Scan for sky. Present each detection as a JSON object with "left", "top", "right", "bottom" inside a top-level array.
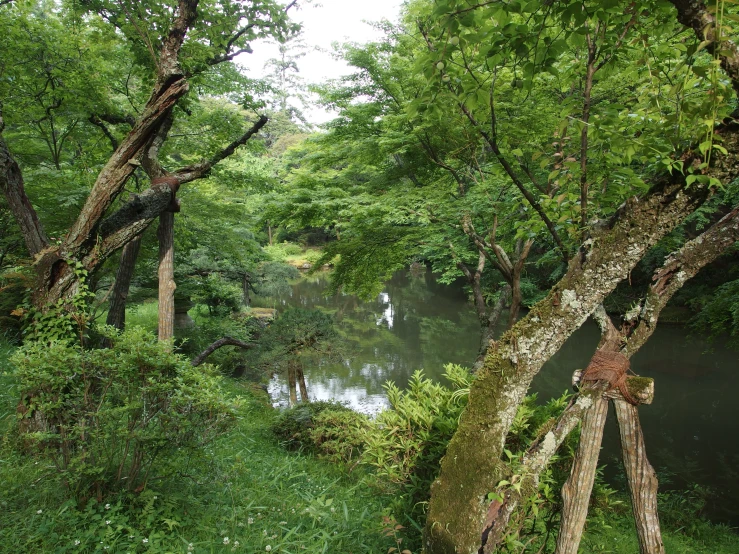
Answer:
[{"left": 237, "top": 0, "right": 406, "bottom": 124}]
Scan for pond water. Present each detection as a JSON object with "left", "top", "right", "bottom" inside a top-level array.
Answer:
[{"left": 259, "top": 269, "right": 739, "bottom": 524}]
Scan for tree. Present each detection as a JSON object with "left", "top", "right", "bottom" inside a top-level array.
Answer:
[
  {"left": 0, "top": 0, "right": 297, "bottom": 313},
  {"left": 414, "top": 0, "right": 739, "bottom": 551}
]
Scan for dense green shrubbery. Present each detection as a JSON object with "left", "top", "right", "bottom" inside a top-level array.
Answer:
[
  {"left": 270, "top": 366, "right": 586, "bottom": 551},
  {"left": 192, "top": 273, "right": 244, "bottom": 315},
  {"left": 12, "top": 326, "right": 235, "bottom": 499},
  {"left": 271, "top": 400, "right": 370, "bottom": 464}
]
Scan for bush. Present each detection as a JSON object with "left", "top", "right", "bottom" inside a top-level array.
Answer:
[
  {"left": 192, "top": 273, "right": 243, "bottom": 315},
  {"left": 12, "top": 326, "right": 235, "bottom": 500},
  {"left": 271, "top": 401, "right": 370, "bottom": 464}
]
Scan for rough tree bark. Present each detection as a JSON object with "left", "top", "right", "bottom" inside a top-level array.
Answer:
[
  {"left": 428, "top": 200, "right": 739, "bottom": 553},
  {"left": 0, "top": 113, "right": 48, "bottom": 257},
  {"left": 614, "top": 400, "right": 664, "bottom": 554},
  {"left": 555, "top": 394, "right": 609, "bottom": 554},
  {"left": 157, "top": 211, "right": 176, "bottom": 343},
  {"left": 423, "top": 161, "right": 739, "bottom": 554}
]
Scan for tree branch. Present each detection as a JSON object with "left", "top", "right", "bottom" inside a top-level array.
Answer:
[
  {"left": 170, "top": 115, "right": 268, "bottom": 184},
  {"left": 192, "top": 336, "right": 256, "bottom": 367}
]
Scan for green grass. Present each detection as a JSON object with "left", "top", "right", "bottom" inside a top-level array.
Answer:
[
  {"left": 125, "top": 301, "right": 160, "bottom": 333},
  {"left": 0, "top": 333, "right": 737, "bottom": 554},
  {"left": 0, "top": 358, "right": 399, "bottom": 553}
]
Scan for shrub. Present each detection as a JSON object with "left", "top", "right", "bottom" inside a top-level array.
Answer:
[
  {"left": 12, "top": 326, "right": 235, "bottom": 500},
  {"left": 271, "top": 401, "right": 370, "bottom": 463},
  {"left": 192, "top": 273, "right": 243, "bottom": 315}
]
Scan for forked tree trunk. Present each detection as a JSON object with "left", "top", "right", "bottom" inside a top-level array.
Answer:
[
  {"left": 614, "top": 400, "right": 665, "bottom": 554},
  {"left": 157, "top": 212, "right": 175, "bottom": 343},
  {"left": 296, "top": 363, "right": 309, "bottom": 402},
  {"left": 554, "top": 395, "right": 609, "bottom": 554},
  {"left": 423, "top": 176, "right": 723, "bottom": 553},
  {"left": 106, "top": 237, "right": 142, "bottom": 330}
]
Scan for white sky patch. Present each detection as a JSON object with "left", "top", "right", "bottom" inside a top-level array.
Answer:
[{"left": 237, "top": 0, "right": 404, "bottom": 123}]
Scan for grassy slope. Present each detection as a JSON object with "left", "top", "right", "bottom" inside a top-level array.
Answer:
[{"left": 1, "top": 336, "right": 737, "bottom": 554}]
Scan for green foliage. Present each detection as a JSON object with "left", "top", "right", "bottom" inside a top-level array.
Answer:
[
  {"left": 271, "top": 401, "right": 370, "bottom": 464},
  {"left": 11, "top": 326, "right": 235, "bottom": 499},
  {"left": 192, "top": 273, "right": 243, "bottom": 316},
  {"left": 264, "top": 241, "right": 304, "bottom": 259},
  {"left": 362, "top": 366, "right": 472, "bottom": 488},
  {"left": 0, "top": 379, "right": 403, "bottom": 554},
  {"left": 251, "top": 307, "right": 337, "bottom": 369},
  {"left": 21, "top": 263, "right": 96, "bottom": 345},
  {"left": 689, "top": 278, "right": 739, "bottom": 347},
  {"left": 253, "top": 261, "right": 300, "bottom": 300}
]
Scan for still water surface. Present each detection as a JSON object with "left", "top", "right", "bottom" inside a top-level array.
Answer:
[{"left": 260, "top": 269, "right": 739, "bottom": 523}]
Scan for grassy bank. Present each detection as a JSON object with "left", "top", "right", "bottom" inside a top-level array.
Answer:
[{"left": 1, "top": 335, "right": 737, "bottom": 553}]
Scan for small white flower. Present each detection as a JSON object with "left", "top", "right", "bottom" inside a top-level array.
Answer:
[
  {"left": 36, "top": 509, "right": 42, "bottom": 514},
  {"left": 330, "top": 507, "right": 335, "bottom": 513},
  {"left": 265, "top": 547, "right": 272, "bottom": 552},
  {"left": 262, "top": 530, "right": 267, "bottom": 536},
  {"left": 105, "top": 504, "right": 111, "bottom": 510},
  {"left": 234, "top": 541, "right": 239, "bottom": 548},
  {"left": 279, "top": 521, "right": 287, "bottom": 525},
  {"left": 248, "top": 518, "right": 254, "bottom": 525},
  {"left": 142, "top": 538, "right": 148, "bottom": 544},
  {"left": 223, "top": 537, "right": 230, "bottom": 545},
  {"left": 187, "top": 544, "right": 194, "bottom": 552},
  {"left": 129, "top": 535, "right": 134, "bottom": 539},
  {"left": 106, "top": 520, "right": 111, "bottom": 525},
  {"left": 74, "top": 540, "right": 81, "bottom": 546},
  {"left": 153, "top": 496, "right": 158, "bottom": 500}
]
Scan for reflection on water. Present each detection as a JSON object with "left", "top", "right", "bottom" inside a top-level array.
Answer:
[{"left": 258, "top": 269, "right": 739, "bottom": 523}]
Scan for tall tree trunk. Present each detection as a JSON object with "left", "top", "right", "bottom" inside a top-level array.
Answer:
[
  {"left": 157, "top": 212, "right": 175, "bottom": 343},
  {"left": 106, "top": 237, "right": 142, "bottom": 330},
  {"left": 614, "top": 400, "right": 665, "bottom": 554},
  {"left": 296, "top": 363, "right": 309, "bottom": 402}
]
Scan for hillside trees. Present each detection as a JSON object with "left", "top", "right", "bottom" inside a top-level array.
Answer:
[{"left": 0, "top": 0, "right": 298, "bottom": 313}]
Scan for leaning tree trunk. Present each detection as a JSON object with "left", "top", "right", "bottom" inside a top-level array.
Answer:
[
  {"left": 106, "top": 237, "right": 142, "bottom": 330},
  {"left": 425, "top": 199, "right": 739, "bottom": 554},
  {"left": 157, "top": 212, "right": 175, "bottom": 343},
  {"left": 422, "top": 170, "right": 729, "bottom": 553}
]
